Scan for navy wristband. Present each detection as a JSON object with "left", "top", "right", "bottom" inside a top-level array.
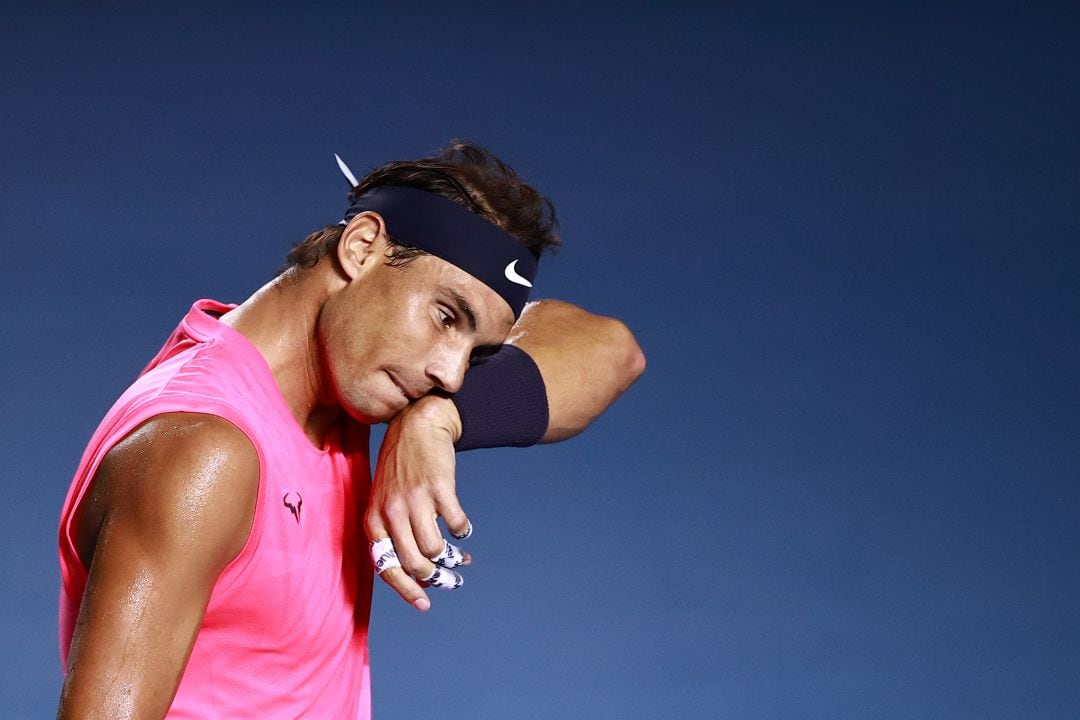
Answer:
[{"left": 452, "top": 345, "right": 549, "bottom": 451}]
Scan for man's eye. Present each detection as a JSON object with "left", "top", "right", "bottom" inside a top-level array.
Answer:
[{"left": 438, "top": 307, "right": 455, "bottom": 328}]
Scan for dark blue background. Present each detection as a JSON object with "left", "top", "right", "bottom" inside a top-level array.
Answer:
[{"left": 3, "top": 2, "right": 1078, "bottom": 717}]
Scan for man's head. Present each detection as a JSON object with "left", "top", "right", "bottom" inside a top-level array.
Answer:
[
  {"left": 286, "top": 140, "right": 560, "bottom": 271},
  {"left": 292, "top": 141, "right": 560, "bottom": 423}
]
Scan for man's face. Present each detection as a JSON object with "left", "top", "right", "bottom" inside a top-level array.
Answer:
[{"left": 318, "top": 235, "right": 516, "bottom": 424}]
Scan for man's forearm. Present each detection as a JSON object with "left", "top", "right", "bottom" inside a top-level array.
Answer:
[{"left": 451, "top": 299, "right": 645, "bottom": 449}]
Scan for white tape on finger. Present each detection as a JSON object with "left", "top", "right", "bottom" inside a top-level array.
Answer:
[
  {"left": 430, "top": 539, "right": 466, "bottom": 569},
  {"left": 370, "top": 538, "right": 401, "bottom": 575},
  {"left": 451, "top": 520, "right": 473, "bottom": 540},
  {"left": 420, "top": 565, "right": 464, "bottom": 590}
]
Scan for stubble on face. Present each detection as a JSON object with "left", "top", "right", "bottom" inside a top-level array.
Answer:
[{"left": 316, "top": 254, "right": 515, "bottom": 424}]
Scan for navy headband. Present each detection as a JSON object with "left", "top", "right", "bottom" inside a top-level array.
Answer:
[{"left": 340, "top": 185, "right": 537, "bottom": 318}]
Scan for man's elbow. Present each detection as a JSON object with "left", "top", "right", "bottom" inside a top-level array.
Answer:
[{"left": 607, "top": 318, "right": 646, "bottom": 391}]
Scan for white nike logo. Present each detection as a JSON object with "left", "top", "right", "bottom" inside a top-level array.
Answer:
[
  {"left": 504, "top": 260, "right": 532, "bottom": 288},
  {"left": 334, "top": 153, "right": 359, "bottom": 188}
]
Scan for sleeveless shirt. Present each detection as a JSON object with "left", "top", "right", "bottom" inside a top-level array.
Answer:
[{"left": 58, "top": 299, "right": 374, "bottom": 718}]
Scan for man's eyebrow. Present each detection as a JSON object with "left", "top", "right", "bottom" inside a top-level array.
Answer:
[{"left": 447, "top": 290, "right": 477, "bottom": 332}]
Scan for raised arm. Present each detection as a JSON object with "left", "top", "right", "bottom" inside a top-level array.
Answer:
[
  {"left": 58, "top": 414, "right": 258, "bottom": 720},
  {"left": 505, "top": 299, "right": 645, "bottom": 442},
  {"left": 365, "top": 300, "right": 644, "bottom": 610}
]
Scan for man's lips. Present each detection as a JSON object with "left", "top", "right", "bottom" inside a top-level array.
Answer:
[{"left": 388, "top": 373, "right": 422, "bottom": 401}]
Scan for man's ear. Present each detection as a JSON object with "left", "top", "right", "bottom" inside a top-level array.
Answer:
[{"left": 337, "top": 212, "right": 386, "bottom": 280}]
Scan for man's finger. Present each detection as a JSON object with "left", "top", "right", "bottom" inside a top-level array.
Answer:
[
  {"left": 433, "top": 490, "right": 472, "bottom": 540},
  {"left": 369, "top": 537, "right": 401, "bottom": 574},
  {"left": 387, "top": 510, "right": 441, "bottom": 585},
  {"left": 380, "top": 567, "right": 432, "bottom": 611},
  {"left": 430, "top": 538, "right": 468, "bottom": 569},
  {"left": 420, "top": 565, "right": 464, "bottom": 590},
  {"left": 366, "top": 514, "right": 431, "bottom": 612},
  {"left": 449, "top": 519, "right": 473, "bottom": 540},
  {"left": 412, "top": 509, "right": 448, "bottom": 560}
]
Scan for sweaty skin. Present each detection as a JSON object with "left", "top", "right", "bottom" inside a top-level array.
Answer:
[
  {"left": 511, "top": 299, "right": 645, "bottom": 443},
  {"left": 58, "top": 209, "right": 645, "bottom": 718},
  {"left": 365, "top": 302, "right": 645, "bottom": 609},
  {"left": 59, "top": 414, "right": 259, "bottom": 720}
]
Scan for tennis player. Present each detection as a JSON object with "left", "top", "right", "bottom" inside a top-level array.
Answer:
[{"left": 56, "top": 141, "right": 644, "bottom": 718}]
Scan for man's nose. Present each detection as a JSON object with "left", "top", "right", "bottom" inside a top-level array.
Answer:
[{"left": 426, "top": 344, "right": 470, "bottom": 394}]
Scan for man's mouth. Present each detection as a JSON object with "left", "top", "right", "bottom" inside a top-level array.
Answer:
[{"left": 388, "top": 373, "right": 417, "bottom": 401}]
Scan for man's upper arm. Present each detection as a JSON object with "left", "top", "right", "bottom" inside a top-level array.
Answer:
[{"left": 58, "top": 413, "right": 259, "bottom": 720}]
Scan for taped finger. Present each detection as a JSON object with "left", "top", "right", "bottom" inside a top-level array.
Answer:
[
  {"left": 420, "top": 565, "right": 464, "bottom": 590},
  {"left": 430, "top": 539, "right": 468, "bottom": 569},
  {"left": 450, "top": 520, "right": 473, "bottom": 540},
  {"left": 370, "top": 538, "right": 401, "bottom": 575}
]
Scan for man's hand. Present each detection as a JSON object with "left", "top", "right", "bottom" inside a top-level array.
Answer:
[{"left": 365, "top": 395, "right": 473, "bottom": 611}]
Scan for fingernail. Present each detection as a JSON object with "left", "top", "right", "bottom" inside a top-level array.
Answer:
[
  {"left": 413, "top": 597, "right": 431, "bottom": 612},
  {"left": 462, "top": 553, "right": 472, "bottom": 566}
]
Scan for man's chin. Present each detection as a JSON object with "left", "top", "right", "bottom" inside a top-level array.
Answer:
[{"left": 343, "top": 397, "right": 406, "bottom": 425}]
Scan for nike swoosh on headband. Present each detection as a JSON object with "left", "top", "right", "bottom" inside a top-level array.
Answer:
[
  {"left": 335, "top": 153, "right": 359, "bottom": 188},
  {"left": 334, "top": 153, "right": 538, "bottom": 317},
  {"left": 504, "top": 260, "right": 533, "bottom": 288}
]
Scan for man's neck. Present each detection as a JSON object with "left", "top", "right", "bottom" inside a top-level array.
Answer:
[{"left": 221, "top": 265, "right": 343, "bottom": 449}]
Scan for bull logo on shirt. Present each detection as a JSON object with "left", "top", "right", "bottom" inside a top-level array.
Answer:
[{"left": 283, "top": 492, "right": 303, "bottom": 524}]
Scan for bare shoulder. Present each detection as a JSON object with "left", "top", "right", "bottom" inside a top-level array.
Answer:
[
  {"left": 77, "top": 412, "right": 260, "bottom": 572},
  {"left": 60, "top": 413, "right": 261, "bottom": 718}
]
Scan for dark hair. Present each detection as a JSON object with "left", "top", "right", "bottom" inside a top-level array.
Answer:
[{"left": 284, "top": 140, "right": 560, "bottom": 270}]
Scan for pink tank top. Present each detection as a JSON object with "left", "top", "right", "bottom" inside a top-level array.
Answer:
[{"left": 58, "top": 299, "right": 374, "bottom": 718}]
